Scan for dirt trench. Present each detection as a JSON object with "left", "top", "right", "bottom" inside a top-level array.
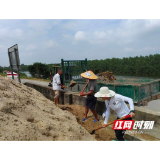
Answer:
[
  {"left": 58, "top": 104, "right": 116, "bottom": 141},
  {"left": 58, "top": 104, "right": 160, "bottom": 141}
]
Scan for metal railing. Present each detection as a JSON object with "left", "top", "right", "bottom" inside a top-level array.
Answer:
[{"left": 61, "top": 58, "right": 88, "bottom": 82}]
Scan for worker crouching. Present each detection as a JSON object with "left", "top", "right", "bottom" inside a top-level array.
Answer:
[{"left": 94, "top": 87, "right": 135, "bottom": 141}]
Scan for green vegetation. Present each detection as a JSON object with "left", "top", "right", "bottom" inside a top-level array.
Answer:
[
  {"left": 0, "top": 73, "right": 7, "bottom": 77},
  {"left": 0, "top": 63, "right": 58, "bottom": 82},
  {"left": 19, "top": 72, "right": 28, "bottom": 78},
  {"left": 28, "top": 62, "right": 59, "bottom": 79},
  {"left": 0, "top": 67, "right": 8, "bottom": 77},
  {"left": 28, "top": 62, "right": 49, "bottom": 78},
  {"left": 0, "top": 64, "right": 28, "bottom": 72},
  {"left": 2, "top": 53, "right": 160, "bottom": 81},
  {"left": 0, "top": 69, "right": 50, "bottom": 82},
  {"left": 88, "top": 53, "right": 160, "bottom": 78},
  {"left": 0, "top": 68, "right": 3, "bottom": 73},
  {"left": 0, "top": 70, "right": 28, "bottom": 78},
  {"left": 0, "top": 67, "right": 10, "bottom": 71},
  {"left": 20, "top": 64, "right": 29, "bottom": 71}
]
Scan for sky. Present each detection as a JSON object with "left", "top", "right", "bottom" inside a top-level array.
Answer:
[{"left": 0, "top": 19, "right": 160, "bottom": 67}]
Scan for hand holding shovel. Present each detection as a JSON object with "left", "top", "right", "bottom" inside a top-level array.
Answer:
[
  {"left": 62, "top": 86, "right": 68, "bottom": 88},
  {"left": 62, "top": 80, "right": 77, "bottom": 89},
  {"left": 80, "top": 80, "right": 89, "bottom": 96},
  {"left": 90, "top": 115, "right": 131, "bottom": 135}
]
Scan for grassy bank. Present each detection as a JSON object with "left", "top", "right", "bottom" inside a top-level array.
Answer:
[{"left": 0, "top": 73, "right": 6, "bottom": 77}]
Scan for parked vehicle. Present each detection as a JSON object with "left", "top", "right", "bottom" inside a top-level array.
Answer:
[{"left": 7, "top": 71, "right": 18, "bottom": 78}]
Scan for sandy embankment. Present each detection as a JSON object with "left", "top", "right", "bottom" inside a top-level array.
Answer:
[{"left": 0, "top": 75, "right": 96, "bottom": 141}]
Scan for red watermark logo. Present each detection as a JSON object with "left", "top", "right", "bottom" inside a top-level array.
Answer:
[
  {"left": 112, "top": 120, "right": 134, "bottom": 130},
  {"left": 112, "top": 120, "right": 155, "bottom": 130}
]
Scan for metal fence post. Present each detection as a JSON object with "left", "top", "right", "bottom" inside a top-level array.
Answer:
[
  {"left": 138, "top": 86, "right": 141, "bottom": 107},
  {"left": 14, "top": 48, "right": 21, "bottom": 83},
  {"left": 8, "top": 48, "right": 14, "bottom": 80},
  {"left": 61, "top": 59, "right": 64, "bottom": 82}
]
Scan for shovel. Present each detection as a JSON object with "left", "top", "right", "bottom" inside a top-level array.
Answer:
[
  {"left": 90, "top": 115, "right": 131, "bottom": 135},
  {"left": 80, "top": 80, "right": 89, "bottom": 94},
  {"left": 64, "top": 80, "right": 77, "bottom": 88}
]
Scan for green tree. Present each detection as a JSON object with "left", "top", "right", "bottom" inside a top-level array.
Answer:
[
  {"left": 28, "top": 62, "right": 50, "bottom": 79},
  {"left": 20, "top": 64, "right": 29, "bottom": 71},
  {"left": 88, "top": 53, "right": 160, "bottom": 78}
]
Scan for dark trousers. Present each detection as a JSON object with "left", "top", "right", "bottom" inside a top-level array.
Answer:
[{"left": 114, "top": 116, "right": 132, "bottom": 141}]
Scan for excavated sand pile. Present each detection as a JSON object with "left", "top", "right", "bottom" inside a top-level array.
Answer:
[{"left": 0, "top": 76, "right": 96, "bottom": 141}]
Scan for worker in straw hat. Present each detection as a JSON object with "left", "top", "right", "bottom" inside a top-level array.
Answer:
[
  {"left": 94, "top": 87, "right": 135, "bottom": 141},
  {"left": 80, "top": 70, "right": 99, "bottom": 123}
]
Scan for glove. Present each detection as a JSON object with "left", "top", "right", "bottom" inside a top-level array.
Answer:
[{"left": 102, "top": 112, "right": 106, "bottom": 118}]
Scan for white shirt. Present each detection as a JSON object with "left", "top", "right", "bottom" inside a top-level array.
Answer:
[
  {"left": 103, "top": 94, "right": 134, "bottom": 124},
  {"left": 53, "top": 73, "right": 61, "bottom": 90}
]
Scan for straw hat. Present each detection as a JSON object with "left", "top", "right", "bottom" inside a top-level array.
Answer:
[
  {"left": 94, "top": 87, "right": 115, "bottom": 97},
  {"left": 80, "top": 70, "right": 98, "bottom": 79}
]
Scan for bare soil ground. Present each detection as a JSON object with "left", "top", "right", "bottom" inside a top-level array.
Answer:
[
  {"left": 58, "top": 104, "right": 160, "bottom": 141},
  {"left": 58, "top": 104, "right": 116, "bottom": 141},
  {"left": 1, "top": 75, "right": 158, "bottom": 141},
  {"left": 0, "top": 76, "right": 95, "bottom": 141}
]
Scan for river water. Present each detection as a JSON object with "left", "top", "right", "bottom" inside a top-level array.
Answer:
[{"left": 21, "top": 71, "right": 32, "bottom": 77}]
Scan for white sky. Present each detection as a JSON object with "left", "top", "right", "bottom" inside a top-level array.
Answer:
[{"left": 0, "top": 1, "right": 160, "bottom": 68}]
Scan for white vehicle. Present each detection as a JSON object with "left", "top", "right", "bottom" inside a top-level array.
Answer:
[{"left": 7, "top": 71, "right": 18, "bottom": 78}]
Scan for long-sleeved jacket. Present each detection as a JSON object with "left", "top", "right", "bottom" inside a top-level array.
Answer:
[{"left": 103, "top": 94, "right": 134, "bottom": 124}]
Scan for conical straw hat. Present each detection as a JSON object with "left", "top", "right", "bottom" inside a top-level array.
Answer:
[{"left": 81, "top": 70, "right": 98, "bottom": 79}]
